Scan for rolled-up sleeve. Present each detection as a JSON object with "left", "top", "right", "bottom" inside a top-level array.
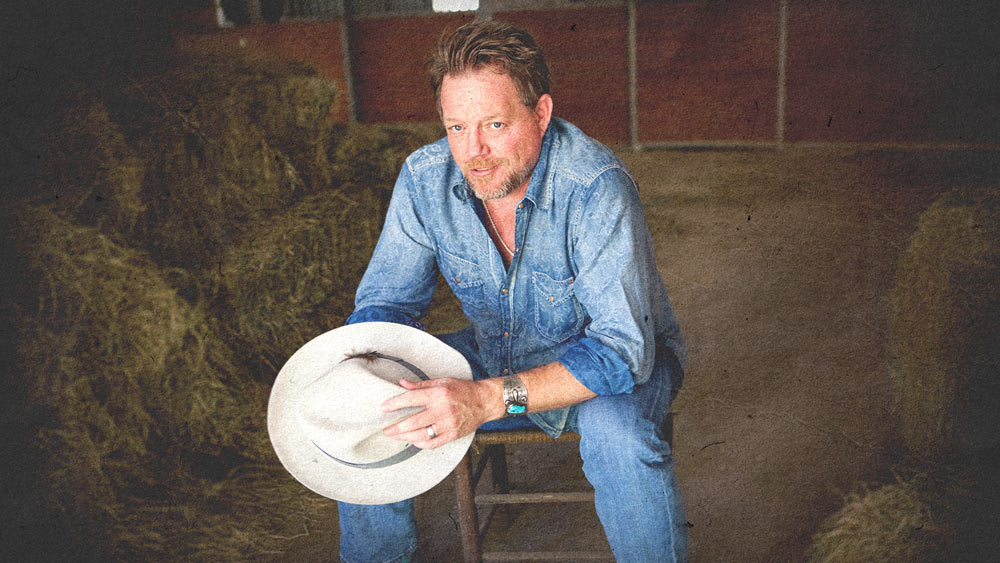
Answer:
[
  {"left": 556, "top": 167, "right": 660, "bottom": 395},
  {"left": 346, "top": 162, "right": 438, "bottom": 329}
]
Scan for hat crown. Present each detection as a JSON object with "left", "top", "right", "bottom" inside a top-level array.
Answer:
[
  {"left": 297, "top": 355, "right": 423, "bottom": 466},
  {"left": 268, "top": 322, "right": 475, "bottom": 504}
]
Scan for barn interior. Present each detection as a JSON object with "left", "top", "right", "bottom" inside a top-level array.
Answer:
[{"left": 2, "top": 1, "right": 998, "bottom": 561}]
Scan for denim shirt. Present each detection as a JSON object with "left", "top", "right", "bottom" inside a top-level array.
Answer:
[{"left": 347, "top": 117, "right": 685, "bottom": 435}]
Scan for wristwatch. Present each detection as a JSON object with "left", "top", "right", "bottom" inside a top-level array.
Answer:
[{"left": 502, "top": 375, "right": 528, "bottom": 416}]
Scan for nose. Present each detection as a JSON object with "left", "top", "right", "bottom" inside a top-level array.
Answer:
[{"left": 466, "top": 127, "right": 487, "bottom": 159}]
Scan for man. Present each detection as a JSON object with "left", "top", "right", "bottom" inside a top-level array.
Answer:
[{"left": 340, "top": 19, "right": 686, "bottom": 563}]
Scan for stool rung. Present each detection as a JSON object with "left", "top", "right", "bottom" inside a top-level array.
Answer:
[
  {"left": 482, "top": 551, "right": 614, "bottom": 561},
  {"left": 476, "top": 491, "right": 595, "bottom": 505}
]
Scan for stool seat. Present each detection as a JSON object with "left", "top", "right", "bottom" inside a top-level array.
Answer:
[{"left": 453, "top": 415, "right": 672, "bottom": 562}]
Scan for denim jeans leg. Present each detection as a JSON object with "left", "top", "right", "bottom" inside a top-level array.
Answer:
[
  {"left": 338, "top": 499, "right": 418, "bottom": 563},
  {"left": 435, "top": 327, "right": 490, "bottom": 381},
  {"left": 335, "top": 328, "right": 488, "bottom": 563},
  {"left": 569, "top": 356, "right": 687, "bottom": 563}
]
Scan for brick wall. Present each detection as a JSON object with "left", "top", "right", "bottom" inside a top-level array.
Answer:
[{"left": 176, "top": 1, "right": 1000, "bottom": 147}]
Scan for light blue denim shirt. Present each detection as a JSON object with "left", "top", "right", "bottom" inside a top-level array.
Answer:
[{"left": 347, "top": 117, "right": 685, "bottom": 434}]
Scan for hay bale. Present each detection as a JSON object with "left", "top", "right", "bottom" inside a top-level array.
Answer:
[
  {"left": 216, "top": 122, "right": 441, "bottom": 375},
  {"left": 6, "top": 205, "right": 329, "bottom": 560},
  {"left": 329, "top": 122, "right": 443, "bottom": 201},
  {"left": 106, "top": 47, "right": 338, "bottom": 272},
  {"left": 889, "top": 187, "right": 1000, "bottom": 460},
  {"left": 808, "top": 466, "right": 1000, "bottom": 563},
  {"left": 33, "top": 88, "right": 146, "bottom": 240},
  {"left": 217, "top": 186, "right": 385, "bottom": 375},
  {"left": 807, "top": 472, "right": 953, "bottom": 563}
]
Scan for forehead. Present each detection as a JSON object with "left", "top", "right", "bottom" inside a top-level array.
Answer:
[{"left": 440, "top": 67, "right": 525, "bottom": 120}]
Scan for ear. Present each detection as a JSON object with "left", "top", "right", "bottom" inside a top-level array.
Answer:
[{"left": 533, "top": 93, "right": 553, "bottom": 133}]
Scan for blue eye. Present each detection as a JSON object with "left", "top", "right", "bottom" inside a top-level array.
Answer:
[
  {"left": 450, "top": 124, "right": 463, "bottom": 132},
  {"left": 490, "top": 122, "right": 503, "bottom": 129}
]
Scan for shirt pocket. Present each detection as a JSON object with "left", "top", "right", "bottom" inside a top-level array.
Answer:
[
  {"left": 532, "top": 270, "right": 584, "bottom": 344},
  {"left": 437, "top": 247, "right": 490, "bottom": 317}
]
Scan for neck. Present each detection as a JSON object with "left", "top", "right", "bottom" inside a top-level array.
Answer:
[{"left": 483, "top": 199, "right": 517, "bottom": 266}]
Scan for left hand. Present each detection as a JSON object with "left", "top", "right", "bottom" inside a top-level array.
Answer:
[{"left": 381, "top": 377, "right": 501, "bottom": 449}]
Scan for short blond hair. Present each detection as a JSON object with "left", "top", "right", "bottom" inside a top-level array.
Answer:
[{"left": 428, "top": 19, "right": 550, "bottom": 113}]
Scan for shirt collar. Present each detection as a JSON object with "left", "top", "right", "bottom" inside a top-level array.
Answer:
[
  {"left": 523, "top": 121, "right": 557, "bottom": 211},
  {"left": 449, "top": 119, "right": 559, "bottom": 211}
]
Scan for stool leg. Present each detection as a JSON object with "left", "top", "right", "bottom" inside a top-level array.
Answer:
[
  {"left": 489, "top": 444, "right": 510, "bottom": 493},
  {"left": 454, "top": 450, "right": 481, "bottom": 563},
  {"left": 487, "top": 444, "right": 514, "bottom": 530}
]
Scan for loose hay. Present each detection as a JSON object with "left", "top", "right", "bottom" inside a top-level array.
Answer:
[
  {"left": 329, "top": 122, "right": 444, "bottom": 201},
  {"left": 889, "top": 187, "right": 1000, "bottom": 460},
  {"left": 108, "top": 46, "right": 338, "bottom": 272},
  {"left": 808, "top": 465, "right": 1000, "bottom": 563},
  {"left": 807, "top": 472, "right": 952, "bottom": 563},
  {"left": 32, "top": 88, "right": 146, "bottom": 240},
  {"left": 216, "top": 122, "right": 442, "bottom": 377},
  {"left": 217, "top": 187, "right": 386, "bottom": 376},
  {"left": 7, "top": 206, "right": 333, "bottom": 560},
  {"left": 4, "top": 42, "right": 448, "bottom": 560}
]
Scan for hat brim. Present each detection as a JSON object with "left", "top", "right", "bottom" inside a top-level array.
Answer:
[{"left": 267, "top": 322, "right": 475, "bottom": 504}]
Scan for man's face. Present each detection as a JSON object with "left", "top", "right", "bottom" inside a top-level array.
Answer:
[{"left": 440, "top": 67, "right": 552, "bottom": 201}]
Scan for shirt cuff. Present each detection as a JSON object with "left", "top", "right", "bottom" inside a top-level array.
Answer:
[
  {"left": 346, "top": 305, "right": 426, "bottom": 331},
  {"left": 557, "top": 337, "right": 635, "bottom": 396}
]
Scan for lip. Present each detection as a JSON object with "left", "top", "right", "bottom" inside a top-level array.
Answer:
[
  {"left": 467, "top": 162, "right": 500, "bottom": 177},
  {"left": 470, "top": 166, "right": 497, "bottom": 176}
]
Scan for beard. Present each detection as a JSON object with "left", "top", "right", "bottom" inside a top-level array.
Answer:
[{"left": 466, "top": 158, "right": 533, "bottom": 201}]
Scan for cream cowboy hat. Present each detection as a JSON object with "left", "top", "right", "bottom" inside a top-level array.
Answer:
[{"left": 267, "top": 322, "right": 475, "bottom": 504}]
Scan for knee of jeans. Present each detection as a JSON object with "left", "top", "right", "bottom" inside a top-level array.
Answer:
[{"left": 577, "top": 413, "right": 670, "bottom": 471}]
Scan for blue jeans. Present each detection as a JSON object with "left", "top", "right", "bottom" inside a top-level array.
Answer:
[{"left": 338, "top": 330, "right": 686, "bottom": 563}]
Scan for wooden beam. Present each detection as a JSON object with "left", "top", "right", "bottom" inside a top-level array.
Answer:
[{"left": 339, "top": 0, "right": 360, "bottom": 122}]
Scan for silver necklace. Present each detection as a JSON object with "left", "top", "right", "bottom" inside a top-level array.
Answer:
[{"left": 484, "top": 204, "right": 514, "bottom": 257}]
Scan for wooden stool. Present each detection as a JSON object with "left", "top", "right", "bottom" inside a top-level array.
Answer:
[{"left": 453, "top": 415, "right": 673, "bottom": 562}]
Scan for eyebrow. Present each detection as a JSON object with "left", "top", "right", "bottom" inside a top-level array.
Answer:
[{"left": 443, "top": 114, "right": 506, "bottom": 126}]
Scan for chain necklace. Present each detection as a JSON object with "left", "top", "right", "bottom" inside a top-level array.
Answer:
[{"left": 484, "top": 204, "right": 514, "bottom": 257}]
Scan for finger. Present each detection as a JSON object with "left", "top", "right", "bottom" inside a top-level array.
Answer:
[
  {"left": 399, "top": 377, "right": 454, "bottom": 390},
  {"left": 395, "top": 429, "right": 442, "bottom": 448},
  {"left": 383, "top": 410, "right": 434, "bottom": 438},
  {"left": 382, "top": 377, "right": 459, "bottom": 411},
  {"left": 397, "top": 378, "right": 423, "bottom": 390},
  {"left": 381, "top": 388, "right": 430, "bottom": 413},
  {"left": 388, "top": 422, "right": 451, "bottom": 448},
  {"left": 410, "top": 438, "right": 442, "bottom": 450},
  {"left": 411, "top": 426, "right": 475, "bottom": 450},
  {"left": 408, "top": 428, "right": 456, "bottom": 450}
]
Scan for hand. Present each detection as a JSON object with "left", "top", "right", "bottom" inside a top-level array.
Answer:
[{"left": 381, "top": 377, "right": 502, "bottom": 449}]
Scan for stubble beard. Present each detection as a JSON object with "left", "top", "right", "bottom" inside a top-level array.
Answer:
[{"left": 467, "top": 160, "right": 532, "bottom": 201}]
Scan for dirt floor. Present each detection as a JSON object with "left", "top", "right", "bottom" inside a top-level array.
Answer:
[{"left": 268, "top": 146, "right": 999, "bottom": 562}]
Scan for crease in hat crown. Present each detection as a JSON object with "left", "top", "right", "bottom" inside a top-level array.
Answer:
[{"left": 296, "top": 353, "right": 424, "bottom": 466}]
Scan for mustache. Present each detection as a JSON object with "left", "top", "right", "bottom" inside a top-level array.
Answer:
[{"left": 465, "top": 158, "right": 507, "bottom": 170}]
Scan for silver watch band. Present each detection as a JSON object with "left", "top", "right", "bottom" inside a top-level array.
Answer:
[{"left": 502, "top": 375, "right": 528, "bottom": 416}]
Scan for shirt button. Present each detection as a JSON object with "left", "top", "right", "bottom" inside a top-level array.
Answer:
[
  {"left": 504, "top": 332, "right": 510, "bottom": 338},
  {"left": 503, "top": 368, "right": 509, "bottom": 374},
  {"left": 518, "top": 203, "right": 524, "bottom": 209},
  {"left": 502, "top": 288, "right": 508, "bottom": 294}
]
